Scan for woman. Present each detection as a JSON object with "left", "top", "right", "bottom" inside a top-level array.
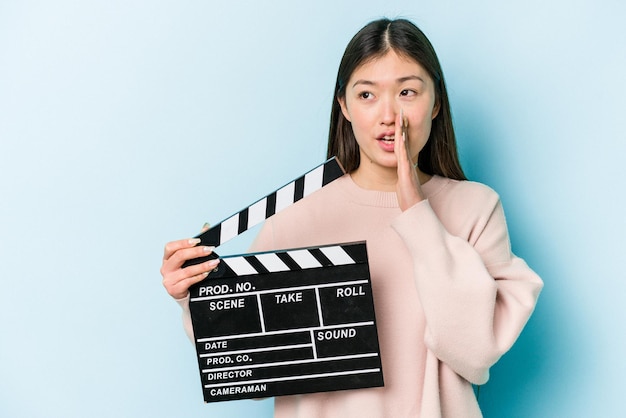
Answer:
[{"left": 161, "top": 18, "right": 543, "bottom": 417}]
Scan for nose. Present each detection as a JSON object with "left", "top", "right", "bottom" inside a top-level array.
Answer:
[{"left": 380, "top": 96, "right": 399, "bottom": 126}]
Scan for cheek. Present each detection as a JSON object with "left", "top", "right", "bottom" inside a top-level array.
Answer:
[
  {"left": 408, "top": 115, "right": 433, "bottom": 148},
  {"left": 408, "top": 112, "right": 432, "bottom": 134},
  {"left": 347, "top": 110, "right": 371, "bottom": 136}
]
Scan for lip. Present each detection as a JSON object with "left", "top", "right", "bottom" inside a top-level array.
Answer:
[
  {"left": 376, "top": 131, "right": 396, "bottom": 140},
  {"left": 377, "top": 138, "right": 396, "bottom": 153}
]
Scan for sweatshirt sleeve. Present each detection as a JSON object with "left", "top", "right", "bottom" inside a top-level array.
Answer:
[{"left": 390, "top": 190, "right": 543, "bottom": 385}]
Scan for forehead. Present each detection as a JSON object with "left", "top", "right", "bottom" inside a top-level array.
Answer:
[{"left": 349, "top": 50, "right": 431, "bottom": 84}]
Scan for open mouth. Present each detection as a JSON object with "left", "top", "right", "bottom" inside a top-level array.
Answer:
[{"left": 378, "top": 135, "right": 395, "bottom": 143}]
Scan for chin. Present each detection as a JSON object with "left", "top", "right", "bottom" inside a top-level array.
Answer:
[
  {"left": 370, "top": 159, "right": 398, "bottom": 170},
  {"left": 359, "top": 152, "right": 398, "bottom": 170}
]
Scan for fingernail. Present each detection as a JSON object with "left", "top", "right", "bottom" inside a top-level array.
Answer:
[
  {"left": 202, "top": 222, "right": 210, "bottom": 230},
  {"left": 188, "top": 238, "right": 201, "bottom": 245},
  {"left": 203, "top": 246, "right": 216, "bottom": 253}
]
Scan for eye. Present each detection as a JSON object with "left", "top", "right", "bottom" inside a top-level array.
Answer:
[
  {"left": 400, "top": 89, "right": 417, "bottom": 97},
  {"left": 358, "top": 91, "right": 374, "bottom": 100}
]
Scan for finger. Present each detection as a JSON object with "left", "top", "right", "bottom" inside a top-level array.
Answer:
[
  {"left": 164, "top": 271, "right": 209, "bottom": 300},
  {"left": 181, "top": 257, "right": 220, "bottom": 279},
  {"left": 402, "top": 112, "right": 412, "bottom": 161},
  {"left": 200, "top": 222, "right": 210, "bottom": 233},
  {"left": 394, "top": 110, "right": 410, "bottom": 168},
  {"left": 163, "top": 245, "right": 216, "bottom": 271},
  {"left": 162, "top": 258, "right": 220, "bottom": 298},
  {"left": 163, "top": 238, "right": 201, "bottom": 261},
  {"left": 163, "top": 257, "right": 220, "bottom": 287}
]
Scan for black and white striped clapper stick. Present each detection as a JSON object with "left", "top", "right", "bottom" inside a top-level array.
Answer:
[
  {"left": 203, "top": 240, "right": 367, "bottom": 280},
  {"left": 184, "top": 157, "right": 345, "bottom": 266}
]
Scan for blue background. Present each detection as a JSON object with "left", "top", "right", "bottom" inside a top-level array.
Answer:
[{"left": 1, "top": 1, "right": 624, "bottom": 417}]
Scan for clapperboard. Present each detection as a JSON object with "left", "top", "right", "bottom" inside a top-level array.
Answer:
[{"left": 186, "top": 157, "right": 384, "bottom": 402}]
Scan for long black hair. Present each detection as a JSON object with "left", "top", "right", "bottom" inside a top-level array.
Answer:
[{"left": 327, "top": 18, "right": 466, "bottom": 180}]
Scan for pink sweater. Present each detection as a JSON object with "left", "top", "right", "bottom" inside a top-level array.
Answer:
[{"left": 178, "top": 174, "right": 542, "bottom": 417}]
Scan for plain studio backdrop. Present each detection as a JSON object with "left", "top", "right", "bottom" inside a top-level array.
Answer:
[{"left": 1, "top": 1, "right": 625, "bottom": 417}]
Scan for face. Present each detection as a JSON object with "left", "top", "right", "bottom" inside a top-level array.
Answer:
[{"left": 338, "top": 50, "right": 439, "bottom": 178}]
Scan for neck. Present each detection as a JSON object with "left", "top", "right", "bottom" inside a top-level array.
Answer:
[{"left": 350, "top": 164, "right": 431, "bottom": 191}]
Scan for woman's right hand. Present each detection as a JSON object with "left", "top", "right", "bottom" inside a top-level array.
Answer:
[{"left": 161, "top": 236, "right": 220, "bottom": 300}]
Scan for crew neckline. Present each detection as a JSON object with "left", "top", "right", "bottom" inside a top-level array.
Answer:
[{"left": 338, "top": 174, "right": 447, "bottom": 208}]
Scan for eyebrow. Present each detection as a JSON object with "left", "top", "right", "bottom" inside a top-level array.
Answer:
[{"left": 352, "top": 75, "right": 426, "bottom": 88}]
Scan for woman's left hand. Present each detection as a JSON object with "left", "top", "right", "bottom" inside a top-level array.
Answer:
[{"left": 394, "top": 110, "right": 425, "bottom": 211}]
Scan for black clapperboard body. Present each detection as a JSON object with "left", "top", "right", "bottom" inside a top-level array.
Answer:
[{"left": 186, "top": 158, "right": 384, "bottom": 402}]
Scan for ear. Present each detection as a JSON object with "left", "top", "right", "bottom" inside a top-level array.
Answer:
[
  {"left": 431, "top": 97, "right": 440, "bottom": 120},
  {"left": 338, "top": 96, "right": 352, "bottom": 122}
]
